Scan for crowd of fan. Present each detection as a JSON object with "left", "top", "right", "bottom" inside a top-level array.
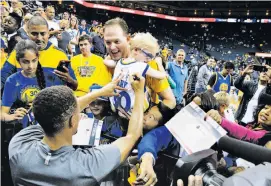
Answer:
[{"left": 1, "top": 1, "right": 271, "bottom": 186}]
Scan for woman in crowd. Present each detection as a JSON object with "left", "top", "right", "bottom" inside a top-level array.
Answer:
[
  {"left": 207, "top": 92, "right": 271, "bottom": 147},
  {"left": 1, "top": 40, "right": 64, "bottom": 127},
  {"left": 67, "top": 16, "right": 79, "bottom": 56}
]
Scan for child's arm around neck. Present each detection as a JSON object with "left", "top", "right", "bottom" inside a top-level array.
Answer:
[{"left": 146, "top": 67, "right": 167, "bottom": 80}]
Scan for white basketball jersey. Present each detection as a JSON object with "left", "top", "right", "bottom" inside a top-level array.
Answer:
[{"left": 109, "top": 58, "right": 150, "bottom": 118}]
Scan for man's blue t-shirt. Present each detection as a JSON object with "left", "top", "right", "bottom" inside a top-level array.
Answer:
[
  {"left": 2, "top": 71, "right": 64, "bottom": 127},
  {"left": 167, "top": 62, "right": 188, "bottom": 104}
]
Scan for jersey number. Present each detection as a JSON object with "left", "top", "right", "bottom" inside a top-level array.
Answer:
[
  {"left": 113, "top": 91, "right": 131, "bottom": 112},
  {"left": 30, "top": 90, "right": 38, "bottom": 97}
]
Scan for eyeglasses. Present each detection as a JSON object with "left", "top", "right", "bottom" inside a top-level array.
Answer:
[
  {"left": 137, "top": 48, "right": 154, "bottom": 61},
  {"left": 140, "top": 49, "right": 154, "bottom": 59}
]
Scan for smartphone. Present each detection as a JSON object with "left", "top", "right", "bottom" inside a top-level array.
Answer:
[
  {"left": 57, "top": 60, "right": 70, "bottom": 72},
  {"left": 253, "top": 65, "right": 267, "bottom": 72}
]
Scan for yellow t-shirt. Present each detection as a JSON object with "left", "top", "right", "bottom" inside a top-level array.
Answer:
[
  {"left": 71, "top": 54, "right": 112, "bottom": 97},
  {"left": 6, "top": 43, "right": 68, "bottom": 70},
  {"left": 146, "top": 60, "right": 170, "bottom": 104}
]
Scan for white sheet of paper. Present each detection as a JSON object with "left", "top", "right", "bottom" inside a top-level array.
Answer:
[
  {"left": 165, "top": 102, "right": 227, "bottom": 154},
  {"left": 72, "top": 118, "right": 94, "bottom": 145},
  {"left": 236, "top": 158, "right": 255, "bottom": 168}
]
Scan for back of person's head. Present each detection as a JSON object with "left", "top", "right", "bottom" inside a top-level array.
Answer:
[
  {"left": 33, "top": 11, "right": 42, "bottom": 16},
  {"left": 130, "top": 32, "right": 159, "bottom": 56},
  {"left": 206, "top": 89, "right": 216, "bottom": 96},
  {"left": 78, "top": 34, "right": 92, "bottom": 44},
  {"left": 104, "top": 17, "right": 128, "bottom": 35},
  {"left": 187, "top": 93, "right": 201, "bottom": 105},
  {"left": 224, "top": 61, "right": 235, "bottom": 70},
  {"left": 200, "top": 91, "right": 219, "bottom": 112},
  {"left": 33, "top": 86, "right": 77, "bottom": 137},
  {"left": 27, "top": 15, "right": 48, "bottom": 29},
  {"left": 214, "top": 91, "right": 230, "bottom": 107}
]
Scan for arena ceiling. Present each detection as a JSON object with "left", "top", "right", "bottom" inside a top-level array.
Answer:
[{"left": 95, "top": 1, "right": 271, "bottom": 18}]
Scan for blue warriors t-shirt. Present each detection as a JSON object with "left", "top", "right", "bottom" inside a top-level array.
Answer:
[
  {"left": 2, "top": 71, "right": 64, "bottom": 127},
  {"left": 213, "top": 72, "right": 232, "bottom": 93}
]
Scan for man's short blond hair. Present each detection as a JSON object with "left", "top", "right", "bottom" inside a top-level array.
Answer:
[
  {"left": 214, "top": 91, "right": 230, "bottom": 106},
  {"left": 176, "top": 49, "right": 186, "bottom": 58},
  {"left": 130, "top": 32, "right": 159, "bottom": 56},
  {"left": 104, "top": 17, "right": 128, "bottom": 35}
]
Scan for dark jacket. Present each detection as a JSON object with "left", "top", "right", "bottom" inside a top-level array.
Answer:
[
  {"left": 234, "top": 74, "right": 265, "bottom": 123},
  {"left": 92, "top": 35, "right": 106, "bottom": 57}
]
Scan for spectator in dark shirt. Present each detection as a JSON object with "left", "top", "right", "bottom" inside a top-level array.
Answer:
[
  {"left": 57, "top": 19, "right": 72, "bottom": 55},
  {"left": 207, "top": 62, "right": 234, "bottom": 93},
  {"left": 17, "top": 13, "right": 33, "bottom": 40},
  {"left": 2, "top": 12, "right": 22, "bottom": 53},
  {"left": 92, "top": 26, "right": 106, "bottom": 57},
  {"left": 79, "top": 19, "right": 89, "bottom": 36}
]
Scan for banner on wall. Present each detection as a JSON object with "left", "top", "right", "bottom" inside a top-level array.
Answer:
[{"left": 74, "top": 0, "right": 270, "bottom": 24}]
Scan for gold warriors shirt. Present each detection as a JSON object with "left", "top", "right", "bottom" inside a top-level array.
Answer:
[{"left": 71, "top": 54, "right": 112, "bottom": 97}]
